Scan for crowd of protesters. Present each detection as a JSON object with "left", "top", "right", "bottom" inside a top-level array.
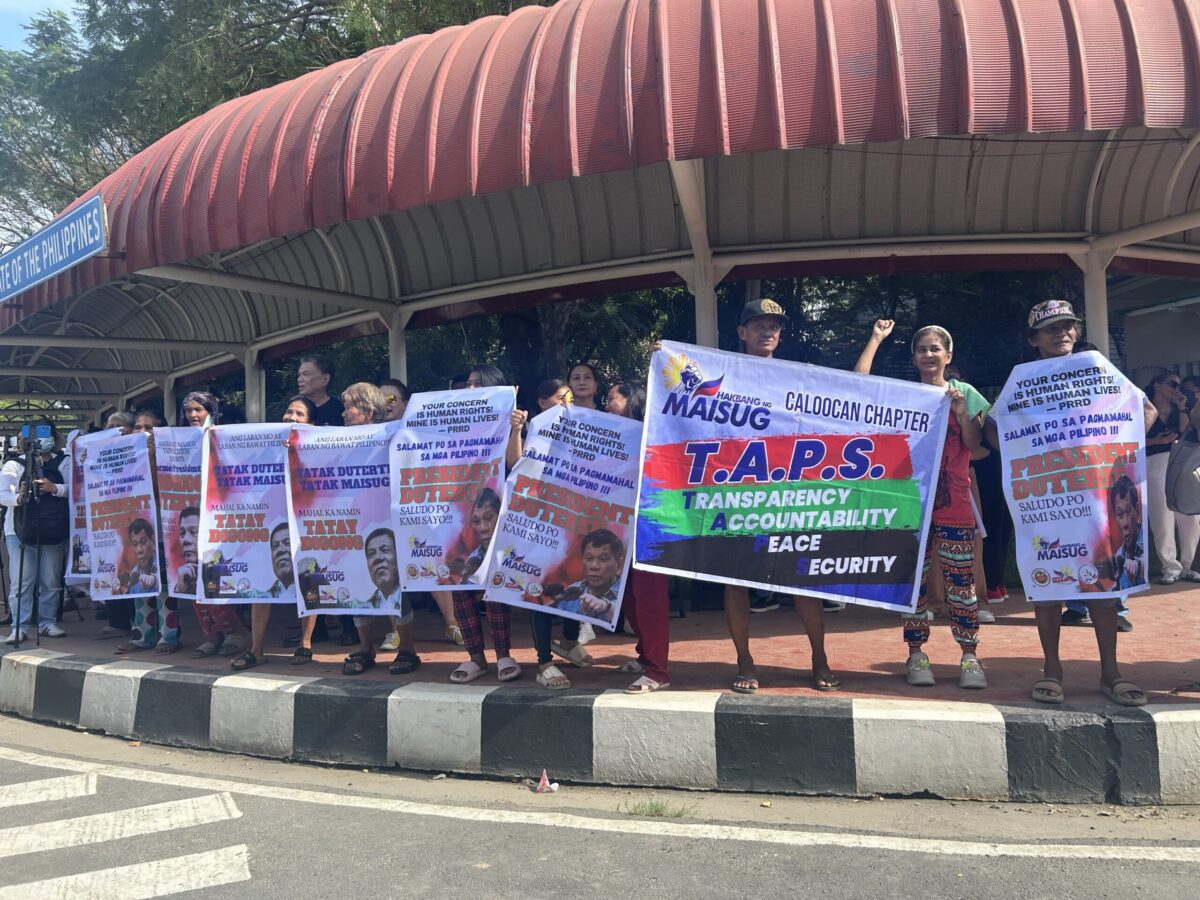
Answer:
[{"left": 3, "top": 299, "right": 1197, "bottom": 707}]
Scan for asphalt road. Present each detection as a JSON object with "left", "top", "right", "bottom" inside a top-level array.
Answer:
[{"left": 0, "top": 716, "right": 1197, "bottom": 899}]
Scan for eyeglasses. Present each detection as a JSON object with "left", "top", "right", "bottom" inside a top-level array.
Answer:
[{"left": 383, "top": 393, "right": 399, "bottom": 403}]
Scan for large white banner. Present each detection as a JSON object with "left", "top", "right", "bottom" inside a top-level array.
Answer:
[
  {"left": 391, "top": 387, "right": 516, "bottom": 591},
  {"left": 199, "top": 424, "right": 295, "bottom": 603},
  {"left": 482, "top": 405, "right": 642, "bottom": 631},
  {"left": 65, "top": 428, "right": 118, "bottom": 585},
  {"left": 83, "top": 431, "right": 162, "bottom": 601},
  {"left": 153, "top": 427, "right": 204, "bottom": 600},
  {"left": 996, "top": 351, "right": 1149, "bottom": 601},
  {"left": 289, "top": 422, "right": 402, "bottom": 617}
]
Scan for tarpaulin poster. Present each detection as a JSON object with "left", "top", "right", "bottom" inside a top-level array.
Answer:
[
  {"left": 289, "top": 422, "right": 402, "bottom": 618},
  {"left": 635, "top": 341, "right": 950, "bottom": 612},
  {"left": 996, "top": 351, "right": 1149, "bottom": 601},
  {"left": 153, "top": 427, "right": 203, "bottom": 600},
  {"left": 482, "top": 405, "right": 642, "bottom": 631},
  {"left": 65, "top": 428, "right": 117, "bottom": 585},
  {"left": 83, "top": 431, "right": 162, "bottom": 601},
  {"left": 391, "top": 386, "right": 516, "bottom": 591},
  {"left": 198, "top": 424, "right": 295, "bottom": 604}
]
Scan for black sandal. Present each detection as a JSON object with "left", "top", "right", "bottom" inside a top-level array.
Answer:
[
  {"left": 230, "top": 651, "right": 261, "bottom": 671},
  {"left": 342, "top": 651, "right": 375, "bottom": 676},
  {"left": 388, "top": 650, "right": 422, "bottom": 675},
  {"left": 290, "top": 646, "right": 313, "bottom": 666}
]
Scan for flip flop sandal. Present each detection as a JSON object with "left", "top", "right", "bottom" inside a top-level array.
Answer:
[
  {"left": 290, "top": 647, "right": 313, "bottom": 665},
  {"left": 450, "top": 660, "right": 488, "bottom": 684},
  {"left": 813, "top": 672, "right": 841, "bottom": 692},
  {"left": 958, "top": 658, "right": 987, "bottom": 690},
  {"left": 388, "top": 650, "right": 422, "bottom": 675},
  {"left": 536, "top": 664, "right": 571, "bottom": 690},
  {"left": 230, "top": 651, "right": 261, "bottom": 671},
  {"left": 619, "top": 659, "right": 645, "bottom": 674},
  {"left": 1031, "top": 677, "right": 1064, "bottom": 705},
  {"left": 217, "top": 636, "right": 245, "bottom": 657},
  {"left": 496, "top": 656, "right": 522, "bottom": 682},
  {"left": 153, "top": 642, "right": 180, "bottom": 655},
  {"left": 115, "top": 641, "right": 153, "bottom": 654},
  {"left": 1101, "top": 679, "right": 1147, "bottom": 707},
  {"left": 731, "top": 673, "right": 759, "bottom": 694},
  {"left": 552, "top": 640, "right": 593, "bottom": 668},
  {"left": 444, "top": 624, "right": 465, "bottom": 646},
  {"left": 342, "top": 651, "right": 375, "bottom": 676},
  {"left": 625, "top": 676, "right": 669, "bottom": 694},
  {"left": 906, "top": 652, "right": 935, "bottom": 687},
  {"left": 190, "top": 641, "right": 219, "bottom": 659}
]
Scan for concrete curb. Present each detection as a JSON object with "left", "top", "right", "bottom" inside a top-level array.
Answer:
[{"left": 2, "top": 648, "right": 1196, "bottom": 804}]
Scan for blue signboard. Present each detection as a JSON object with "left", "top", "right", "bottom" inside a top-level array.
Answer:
[{"left": 0, "top": 196, "right": 107, "bottom": 304}]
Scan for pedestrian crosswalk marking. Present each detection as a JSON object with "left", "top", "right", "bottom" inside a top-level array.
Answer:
[
  {"left": 0, "top": 792, "right": 241, "bottom": 859},
  {"left": 0, "top": 773, "right": 97, "bottom": 809},
  {"left": 0, "top": 844, "right": 251, "bottom": 899}
]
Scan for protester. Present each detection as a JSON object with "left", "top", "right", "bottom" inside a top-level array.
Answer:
[
  {"left": 450, "top": 364, "right": 527, "bottom": 684},
  {"left": 716, "top": 298, "right": 838, "bottom": 693},
  {"left": 609, "top": 380, "right": 671, "bottom": 693},
  {"left": 987, "top": 300, "right": 1152, "bottom": 706},
  {"left": 0, "top": 419, "right": 70, "bottom": 642},
  {"left": 1143, "top": 372, "right": 1200, "bottom": 584},
  {"left": 297, "top": 353, "right": 344, "bottom": 427},
  {"left": 169, "top": 392, "right": 247, "bottom": 658},
  {"left": 89, "top": 414, "right": 136, "bottom": 638},
  {"left": 567, "top": 363, "right": 601, "bottom": 410},
  {"left": 526, "top": 379, "right": 586, "bottom": 689},
  {"left": 229, "top": 522, "right": 295, "bottom": 670},
  {"left": 378, "top": 378, "right": 411, "bottom": 423},
  {"left": 339, "top": 382, "right": 421, "bottom": 676},
  {"left": 856, "top": 320, "right": 988, "bottom": 689}
]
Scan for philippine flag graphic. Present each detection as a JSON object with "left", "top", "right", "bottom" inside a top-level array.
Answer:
[{"left": 693, "top": 376, "right": 723, "bottom": 397}]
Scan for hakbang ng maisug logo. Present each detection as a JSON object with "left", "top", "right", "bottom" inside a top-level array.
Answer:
[
  {"left": 659, "top": 352, "right": 771, "bottom": 430},
  {"left": 500, "top": 546, "right": 543, "bottom": 578},
  {"left": 1032, "top": 535, "right": 1088, "bottom": 562}
]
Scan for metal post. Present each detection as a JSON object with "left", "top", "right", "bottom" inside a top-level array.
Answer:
[
  {"left": 243, "top": 349, "right": 265, "bottom": 423},
  {"left": 387, "top": 309, "right": 413, "bottom": 382}
]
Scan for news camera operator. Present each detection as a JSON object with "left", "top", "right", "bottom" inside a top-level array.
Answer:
[{"left": 0, "top": 419, "right": 69, "bottom": 643}]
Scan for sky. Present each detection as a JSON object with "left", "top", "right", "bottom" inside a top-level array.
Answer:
[{"left": 0, "top": 0, "right": 76, "bottom": 51}]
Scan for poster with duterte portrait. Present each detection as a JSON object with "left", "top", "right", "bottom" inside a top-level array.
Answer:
[
  {"left": 996, "top": 351, "right": 1149, "bottom": 602},
  {"left": 83, "top": 430, "right": 162, "bottom": 601},
  {"left": 482, "top": 405, "right": 642, "bottom": 631},
  {"left": 288, "top": 422, "right": 402, "bottom": 618},
  {"left": 635, "top": 341, "right": 950, "bottom": 612},
  {"left": 391, "top": 386, "right": 516, "bottom": 592},
  {"left": 198, "top": 424, "right": 296, "bottom": 604},
  {"left": 65, "top": 428, "right": 118, "bottom": 586},
  {"left": 153, "top": 427, "right": 204, "bottom": 601}
]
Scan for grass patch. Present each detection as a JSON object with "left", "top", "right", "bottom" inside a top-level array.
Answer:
[{"left": 619, "top": 798, "right": 696, "bottom": 818}]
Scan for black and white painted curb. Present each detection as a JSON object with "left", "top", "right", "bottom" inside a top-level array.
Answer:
[{"left": 2, "top": 648, "right": 1197, "bottom": 805}]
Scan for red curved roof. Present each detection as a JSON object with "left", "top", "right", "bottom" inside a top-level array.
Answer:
[{"left": 6, "top": 0, "right": 1200, "bottom": 328}]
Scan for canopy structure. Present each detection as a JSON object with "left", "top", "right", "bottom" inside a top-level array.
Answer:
[{"left": 3, "top": 0, "right": 1200, "bottom": 424}]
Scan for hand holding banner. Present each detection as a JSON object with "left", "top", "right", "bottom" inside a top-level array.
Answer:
[
  {"left": 84, "top": 431, "right": 162, "bottom": 601},
  {"left": 635, "top": 341, "right": 950, "bottom": 611},
  {"left": 996, "top": 351, "right": 1149, "bottom": 601},
  {"left": 391, "top": 386, "right": 516, "bottom": 591},
  {"left": 482, "top": 405, "right": 642, "bottom": 631}
]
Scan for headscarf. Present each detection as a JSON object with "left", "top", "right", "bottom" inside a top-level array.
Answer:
[{"left": 181, "top": 391, "right": 220, "bottom": 426}]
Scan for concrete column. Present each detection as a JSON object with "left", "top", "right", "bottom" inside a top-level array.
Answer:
[
  {"left": 162, "top": 376, "right": 177, "bottom": 426},
  {"left": 387, "top": 309, "right": 413, "bottom": 382},
  {"left": 1084, "top": 252, "right": 1108, "bottom": 357},
  {"left": 692, "top": 276, "right": 719, "bottom": 348},
  {"left": 243, "top": 349, "right": 265, "bottom": 423}
]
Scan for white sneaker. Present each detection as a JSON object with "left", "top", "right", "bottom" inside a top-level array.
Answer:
[
  {"left": 976, "top": 608, "right": 996, "bottom": 624},
  {"left": 1158, "top": 572, "right": 1181, "bottom": 585},
  {"left": 39, "top": 623, "right": 66, "bottom": 638},
  {"left": 380, "top": 631, "right": 400, "bottom": 651},
  {"left": 1180, "top": 569, "right": 1200, "bottom": 583},
  {"left": 4, "top": 629, "right": 28, "bottom": 644},
  {"left": 577, "top": 622, "right": 596, "bottom": 645}
]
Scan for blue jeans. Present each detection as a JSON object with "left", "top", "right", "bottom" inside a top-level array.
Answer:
[{"left": 6, "top": 535, "right": 65, "bottom": 631}]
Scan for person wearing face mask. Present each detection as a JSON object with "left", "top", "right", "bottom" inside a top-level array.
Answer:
[
  {"left": 1143, "top": 371, "right": 1200, "bottom": 585},
  {"left": 1, "top": 419, "right": 70, "bottom": 643}
]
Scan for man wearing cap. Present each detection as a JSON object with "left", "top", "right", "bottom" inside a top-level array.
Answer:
[
  {"left": 724, "top": 298, "right": 840, "bottom": 693},
  {"left": 989, "top": 299, "right": 1154, "bottom": 707}
]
